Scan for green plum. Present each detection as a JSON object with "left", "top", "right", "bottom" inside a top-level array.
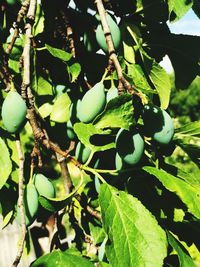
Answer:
[
  {"left": 6, "top": 0, "right": 17, "bottom": 5},
  {"left": 66, "top": 120, "right": 76, "bottom": 140},
  {"left": 17, "top": 183, "right": 39, "bottom": 227},
  {"left": 1, "top": 91, "right": 27, "bottom": 133},
  {"left": 116, "top": 129, "right": 144, "bottom": 165},
  {"left": 33, "top": 173, "right": 55, "bottom": 198},
  {"left": 78, "top": 82, "right": 106, "bottom": 123},
  {"left": 75, "top": 142, "right": 91, "bottom": 164},
  {"left": 142, "top": 104, "right": 174, "bottom": 144},
  {"left": 83, "top": 31, "right": 99, "bottom": 53},
  {"left": 96, "top": 13, "right": 121, "bottom": 53}
]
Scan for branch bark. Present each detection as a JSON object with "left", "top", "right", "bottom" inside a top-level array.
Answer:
[
  {"left": 56, "top": 153, "right": 73, "bottom": 195},
  {"left": 94, "top": 0, "right": 142, "bottom": 98},
  {"left": 12, "top": 135, "right": 26, "bottom": 267}
]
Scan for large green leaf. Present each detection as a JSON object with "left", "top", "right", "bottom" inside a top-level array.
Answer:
[
  {"left": 46, "top": 44, "right": 72, "bottom": 62},
  {"left": 167, "top": 232, "right": 196, "bottom": 267},
  {"left": 99, "top": 184, "right": 167, "bottom": 267},
  {"left": 31, "top": 250, "right": 94, "bottom": 267},
  {"left": 149, "top": 61, "right": 171, "bottom": 109},
  {"left": 50, "top": 93, "right": 71, "bottom": 123},
  {"left": 168, "top": 0, "right": 193, "bottom": 22},
  {"left": 0, "top": 138, "right": 12, "bottom": 190},
  {"left": 94, "top": 94, "right": 134, "bottom": 130},
  {"left": 74, "top": 123, "right": 115, "bottom": 153},
  {"left": 175, "top": 121, "right": 200, "bottom": 138},
  {"left": 143, "top": 166, "right": 200, "bottom": 219}
]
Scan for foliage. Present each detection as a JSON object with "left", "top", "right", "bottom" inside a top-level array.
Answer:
[{"left": 0, "top": 0, "right": 200, "bottom": 266}]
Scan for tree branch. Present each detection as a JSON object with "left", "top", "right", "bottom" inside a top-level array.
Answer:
[
  {"left": 6, "top": 0, "right": 30, "bottom": 55},
  {"left": 60, "top": 10, "right": 76, "bottom": 57},
  {"left": 12, "top": 135, "right": 26, "bottom": 267},
  {"left": 75, "top": 194, "right": 101, "bottom": 222},
  {"left": 56, "top": 153, "right": 73, "bottom": 195},
  {"left": 94, "top": 0, "right": 142, "bottom": 98}
]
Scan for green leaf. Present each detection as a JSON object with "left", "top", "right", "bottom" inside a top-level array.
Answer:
[
  {"left": 0, "top": 138, "right": 12, "bottom": 190},
  {"left": 120, "top": 23, "right": 136, "bottom": 64},
  {"left": 8, "top": 59, "right": 20, "bottom": 74},
  {"left": 94, "top": 94, "right": 134, "bottom": 130},
  {"left": 31, "top": 250, "right": 94, "bottom": 267},
  {"left": 2, "top": 210, "right": 13, "bottom": 228},
  {"left": 99, "top": 184, "right": 167, "bottom": 267},
  {"left": 38, "top": 194, "right": 73, "bottom": 212},
  {"left": 50, "top": 94, "right": 71, "bottom": 123},
  {"left": 46, "top": 44, "right": 72, "bottom": 62},
  {"left": 33, "top": 4, "right": 44, "bottom": 35},
  {"left": 123, "top": 41, "right": 135, "bottom": 64},
  {"left": 74, "top": 123, "right": 115, "bottom": 153},
  {"left": 127, "top": 64, "right": 155, "bottom": 94},
  {"left": 99, "top": 262, "right": 110, "bottom": 267},
  {"left": 168, "top": 0, "right": 193, "bottom": 22},
  {"left": 38, "top": 102, "right": 53, "bottom": 118},
  {"left": 89, "top": 223, "right": 105, "bottom": 245},
  {"left": 149, "top": 61, "right": 171, "bottom": 109},
  {"left": 176, "top": 141, "right": 200, "bottom": 167},
  {"left": 39, "top": 173, "right": 83, "bottom": 212},
  {"left": 176, "top": 167, "right": 200, "bottom": 188},
  {"left": 36, "top": 76, "right": 53, "bottom": 96},
  {"left": 68, "top": 62, "right": 81, "bottom": 82},
  {"left": 143, "top": 166, "right": 200, "bottom": 219},
  {"left": 175, "top": 121, "right": 200, "bottom": 138},
  {"left": 167, "top": 232, "right": 196, "bottom": 267}
]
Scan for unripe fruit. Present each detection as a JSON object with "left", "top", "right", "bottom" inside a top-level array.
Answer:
[
  {"left": 1, "top": 91, "right": 27, "bottom": 133},
  {"left": 96, "top": 14, "right": 121, "bottom": 53},
  {"left": 106, "top": 87, "right": 118, "bottom": 102},
  {"left": 33, "top": 173, "right": 55, "bottom": 198},
  {"left": 75, "top": 142, "right": 91, "bottom": 164},
  {"left": 115, "top": 152, "right": 123, "bottom": 170},
  {"left": 66, "top": 120, "right": 75, "bottom": 140},
  {"left": 17, "top": 183, "right": 39, "bottom": 227},
  {"left": 6, "top": 0, "right": 16, "bottom": 5},
  {"left": 142, "top": 104, "right": 174, "bottom": 145},
  {"left": 70, "top": 100, "right": 81, "bottom": 124},
  {"left": 78, "top": 82, "right": 106, "bottom": 123},
  {"left": 116, "top": 129, "right": 144, "bottom": 165},
  {"left": 83, "top": 31, "right": 99, "bottom": 53}
]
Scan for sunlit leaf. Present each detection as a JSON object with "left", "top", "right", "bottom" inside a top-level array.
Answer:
[{"left": 99, "top": 184, "right": 167, "bottom": 267}]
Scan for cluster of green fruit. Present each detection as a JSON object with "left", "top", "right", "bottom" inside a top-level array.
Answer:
[
  {"left": 17, "top": 174, "right": 55, "bottom": 227},
  {"left": 73, "top": 89, "right": 174, "bottom": 170},
  {"left": 62, "top": 77, "right": 175, "bottom": 172},
  {"left": 84, "top": 13, "right": 121, "bottom": 53}
]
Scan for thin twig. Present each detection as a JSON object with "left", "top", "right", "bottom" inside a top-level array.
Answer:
[
  {"left": 6, "top": 0, "right": 30, "bottom": 55},
  {"left": 60, "top": 10, "right": 76, "bottom": 57},
  {"left": 75, "top": 194, "right": 101, "bottom": 221},
  {"left": 12, "top": 135, "right": 26, "bottom": 267}
]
